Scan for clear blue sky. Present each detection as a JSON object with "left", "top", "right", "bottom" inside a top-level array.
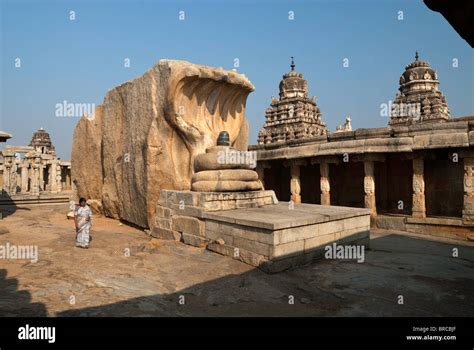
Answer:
[{"left": 1, "top": 0, "right": 472, "bottom": 159}]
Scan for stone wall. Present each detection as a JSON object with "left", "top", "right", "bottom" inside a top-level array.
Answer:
[{"left": 72, "top": 60, "right": 254, "bottom": 228}]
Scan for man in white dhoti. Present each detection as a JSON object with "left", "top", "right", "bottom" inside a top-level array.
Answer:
[{"left": 74, "top": 197, "right": 92, "bottom": 249}]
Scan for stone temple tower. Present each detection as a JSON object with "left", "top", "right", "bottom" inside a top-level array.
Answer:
[
  {"left": 30, "top": 127, "right": 56, "bottom": 155},
  {"left": 258, "top": 58, "right": 327, "bottom": 144},
  {"left": 389, "top": 52, "right": 450, "bottom": 126}
]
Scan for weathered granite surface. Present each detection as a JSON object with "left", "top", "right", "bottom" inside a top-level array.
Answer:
[{"left": 72, "top": 60, "right": 254, "bottom": 227}]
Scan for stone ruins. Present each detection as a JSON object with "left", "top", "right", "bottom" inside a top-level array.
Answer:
[
  {"left": 67, "top": 53, "right": 472, "bottom": 271},
  {"left": 72, "top": 59, "right": 371, "bottom": 272},
  {"left": 72, "top": 60, "right": 251, "bottom": 228},
  {"left": 0, "top": 128, "right": 72, "bottom": 197},
  {"left": 254, "top": 53, "right": 473, "bottom": 240}
]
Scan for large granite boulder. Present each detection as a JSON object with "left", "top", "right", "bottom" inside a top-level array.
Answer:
[{"left": 72, "top": 60, "right": 254, "bottom": 228}]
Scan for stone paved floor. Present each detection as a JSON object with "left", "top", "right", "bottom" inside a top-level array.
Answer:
[{"left": 0, "top": 204, "right": 473, "bottom": 317}]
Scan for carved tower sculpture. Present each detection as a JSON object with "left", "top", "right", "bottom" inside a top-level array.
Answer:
[{"left": 258, "top": 58, "right": 327, "bottom": 144}]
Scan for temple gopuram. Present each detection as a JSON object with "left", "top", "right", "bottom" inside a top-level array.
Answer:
[
  {"left": 252, "top": 54, "right": 474, "bottom": 240},
  {"left": 0, "top": 128, "right": 72, "bottom": 196},
  {"left": 257, "top": 57, "right": 327, "bottom": 145},
  {"left": 389, "top": 52, "right": 450, "bottom": 125}
]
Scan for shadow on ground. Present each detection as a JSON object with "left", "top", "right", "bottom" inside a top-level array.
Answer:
[
  {"left": 0, "top": 269, "right": 47, "bottom": 316},
  {"left": 0, "top": 191, "right": 20, "bottom": 219},
  {"left": 53, "top": 233, "right": 474, "bottom": 317}
]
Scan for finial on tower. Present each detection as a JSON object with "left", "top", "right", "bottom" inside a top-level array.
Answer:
[
  {"left": 290, "top": 57, "right": 295, "bottom": 71},
  {"left": 415, "top": 51, "right": 419, "bottom": 61}
]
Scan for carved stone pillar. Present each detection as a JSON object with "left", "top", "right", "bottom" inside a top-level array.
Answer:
[
  {"left": 319, "top": 162, "right": 330, "bottom": 205},
  {"left": 16, "top": 169, "right": 21, "bottom": 192},
  {"left": 412, "top": 158, "right": 426, "bottom": 218},
  {"left": 38, "top": 164, "right": 44, "bottom": 191},
  {"left": 11, "top": 163, "right": 18, "bottom": 194},
  {"left": 56, "top": 164, "right": 62, "bottom": 192},
  {"left": 463, "top": 157, "right": 474, "bottom": 224},
  {"left": 27, "top": 164, "right": 32, "bottom": 193},
  {"left": 364, "top": 161, "right": 377, "bottom": 216},
  {"left": 50, "top": 162, "right": 58, "bottom": 193},
  {"left": 30, "top": 158, "right": 41, "bottom": 195},
  {"left": 66, "top": 167, "right": 71, "bottom": 190},
  {"left": 290, "top": 161, "right": 301, "bottom": 204},
  {"left": 21, "top": 164, "right": 29, "bottom": 192},
  {"left": 3, "top": 164, "right": 11, "bottom": 194}
]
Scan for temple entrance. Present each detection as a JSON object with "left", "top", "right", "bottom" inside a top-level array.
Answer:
[
  {"left": 375, "top": 155, "right": 412, "bottom": 215},
  {"left": 300, "top": 163, "right": 320, "bottom": 204},
  {"left": 329, "top": 162, "right": 364, "bottom": 208},
  {"left": 264, "top": 162, "right": 290, "bottom": 201},
  {"left": 425, "top": 154, "right": 463, "bottom": 218}
]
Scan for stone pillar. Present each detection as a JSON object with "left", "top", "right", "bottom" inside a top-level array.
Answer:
[
  {"left": 320, "top": 162, "right": 330, "bottom": 205},
  {"left": 66, "top": 167, "right": 72, "bottom": 190},
  {"left": 3, "top": 164, "right": 11, "bottom": 194},
  {"left": 11, "top": 163, "right": 18, "bottom": 194},
  {"left": 290, "top": 161, "right": 301, "bottom": 204},
  {"left": 21, "top": 164, "right": 29, "bottom": 192},
  {"left": 462, "top": 157, "right": 474, "bottom": 224},
  {"left": 412, "top": 158, "right": 426, "bottom": 218},
  {"left": 38, "top": 164, "right": 44, "bottom": 191},
  {"left": 364, "top": 161, "right": 377, "bottom": 216},
  {"left": 16, "top": 171, "right": 21, "bottom": 191},
  {"left": 56, "top": 164, "right": 62, "bottom": 192},
  {"left": 49, "top": 162, "right": 58, "bottom": 193},
  {"left": 30, "top": 158, "right": 41, "bottom": 195}
]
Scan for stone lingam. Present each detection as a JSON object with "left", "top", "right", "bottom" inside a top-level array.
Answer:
[
  {"left": 191, "top": 131, "right": 263, "bottom": 192},
  {"left": 151, "top": 130, "right": 369, "bottom": 274},
  {"left": 151, "top": 130, "right": 370, "bottom": 273}
]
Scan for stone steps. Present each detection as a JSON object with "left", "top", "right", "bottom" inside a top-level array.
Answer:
[{"left": 0, "top": 193, "right": 72, "bottom": 207}]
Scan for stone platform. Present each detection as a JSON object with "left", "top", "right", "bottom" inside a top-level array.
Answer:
[
  {"left": 0, "top": 192, "right": 73, "bottom": 206},
  {"left": 151, "top": 190, "right": 371, "bottom": 273}
]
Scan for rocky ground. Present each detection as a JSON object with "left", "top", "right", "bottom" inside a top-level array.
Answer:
[{"left": 0, "top": 204, "right": 473, "bottom": 317}]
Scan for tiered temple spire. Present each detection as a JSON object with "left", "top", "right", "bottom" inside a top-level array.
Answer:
[
  {"left": 30, "top": 127, "right": 56, "bottom": 154},
  {"left": 258, "top": 58, "right": 327, "bottom": 145},
  {"left": 389, "top": 52, "right": 450, "bottom": 125}
]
